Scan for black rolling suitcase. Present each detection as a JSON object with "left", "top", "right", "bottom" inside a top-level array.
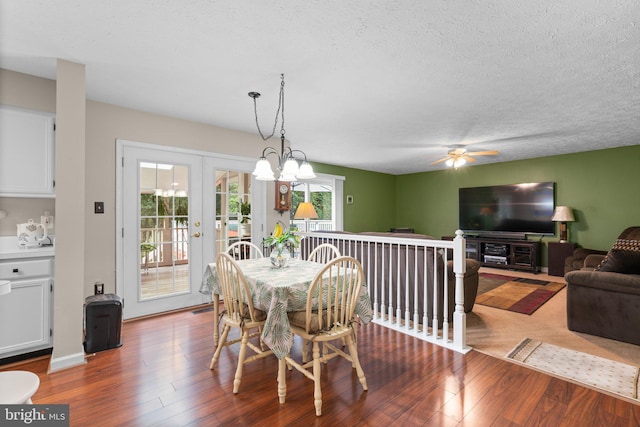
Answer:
[{"left": 84, "top": 294, "right": 123, "bottom": 353}]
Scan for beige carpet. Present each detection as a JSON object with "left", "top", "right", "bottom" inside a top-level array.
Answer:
[{"left": 467, "top": 267, "right": 640, "bottom": 368}]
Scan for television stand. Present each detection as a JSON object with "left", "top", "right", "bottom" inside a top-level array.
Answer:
[
  {"left": 465, "top": 237, "right": 540, "bottom": 273},
  {"left": 475, "top": 232, "right": 527, "bottom": 240}
]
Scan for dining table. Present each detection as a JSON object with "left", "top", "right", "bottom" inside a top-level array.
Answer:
[{"left": 200, "top": 257, "right": 373, "bottom": 360}]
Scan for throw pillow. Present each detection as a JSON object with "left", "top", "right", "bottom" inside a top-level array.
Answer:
[{"left": 596, "top": 238, "right": 640, "bottom": 274}]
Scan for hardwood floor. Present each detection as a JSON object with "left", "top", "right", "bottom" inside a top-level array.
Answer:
[{"left": 3, "top": 306, "right": 640, "bottom": 426}]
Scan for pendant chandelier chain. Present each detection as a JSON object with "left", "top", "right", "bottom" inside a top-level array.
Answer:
[
  {"left": 252, "top": 74, "right": 286, "bottom": 141},
  {"left": 249, "top": 74, "right": 315, "bottom": 181}
]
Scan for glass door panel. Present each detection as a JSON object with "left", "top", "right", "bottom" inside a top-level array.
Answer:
[
  {"left": 122, "top": 147, "right": 205, "bottom": 319},
  {"left": 215, "top": 170, "right": 253, "bottom": 258},
  {"left": 139, "top": 163, "right": 190, "bottom": 299}
]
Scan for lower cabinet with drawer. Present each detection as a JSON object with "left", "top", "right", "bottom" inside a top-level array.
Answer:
[{"left": 0, "top": 257, "right": 54, "bottom": 360}]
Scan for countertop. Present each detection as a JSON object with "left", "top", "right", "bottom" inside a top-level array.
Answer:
[{"left": 0, "top": 236, "right": 55, "bottom": 260}]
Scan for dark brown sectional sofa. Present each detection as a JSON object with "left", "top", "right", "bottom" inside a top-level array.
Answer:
[{"left": 565, "top": 226, "right": 640, "bottom": 345}]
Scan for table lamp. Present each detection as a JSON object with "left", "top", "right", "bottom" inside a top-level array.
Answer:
[
  {"left": 294, "top": 202, "right": 318, "bottom": 232},
  {"left": 551, "top": 206, "right": 575, "bottom": 242}
]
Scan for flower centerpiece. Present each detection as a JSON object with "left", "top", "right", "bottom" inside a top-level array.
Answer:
[{"left": 262, "top": 221, "right": 300, "bottom": 268}]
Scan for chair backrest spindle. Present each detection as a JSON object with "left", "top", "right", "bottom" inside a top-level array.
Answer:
[
  {"left": 227, "top": 241, "right": 264, "bottom": 260},
  {"left": 217, "top": 253, "right": 257, "bottom": 322},
  {"left": 305, "top": 256, "right": 364, "bottom": 333},
  {"left": 308, "top": 243, "right": 341, "bottom": 264}
]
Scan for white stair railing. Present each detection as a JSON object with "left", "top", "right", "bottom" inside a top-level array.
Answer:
[{"left": 299, "top": 230, "right": 471, "bottom": 353}]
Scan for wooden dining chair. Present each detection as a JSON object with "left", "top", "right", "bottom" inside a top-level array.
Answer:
[
  {"left": 278, "top": 256, "right": 368, "bottom": 416},
  {"left": 307, "top": 243, "right": 341, "bottom": 264},
  {"left": 306, "top": 243, "right": 343, "bottom": 359},
  {"left": 210, "top": 253, "right": 272, "bottom": 393},
  {"left": 227, "top": 241, "right": 264, "bottom": 260}
]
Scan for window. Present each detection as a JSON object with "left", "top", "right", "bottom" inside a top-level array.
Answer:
[{"left": 290, "top": 173, "right": 344, "bottom": 231}]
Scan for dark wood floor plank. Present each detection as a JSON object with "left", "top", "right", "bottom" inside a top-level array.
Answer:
[{"left": 2, "top": 308, "right": 639, "bottom": 426}]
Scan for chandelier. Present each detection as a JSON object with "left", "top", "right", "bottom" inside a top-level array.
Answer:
[{"left": 249, "top": 74, "right": 316, "bottom": 182}]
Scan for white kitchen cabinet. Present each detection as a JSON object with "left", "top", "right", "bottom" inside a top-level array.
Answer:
[
  {"left": 0, "top": 256, "right": 53, "bottom": 359},
  {"left": 0, "top": 105, "right": 55, "bottom": 197}
]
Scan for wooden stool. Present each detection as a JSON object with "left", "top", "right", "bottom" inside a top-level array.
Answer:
[{"left": 0, "top": 371, "right": 40, "bottom": 404}]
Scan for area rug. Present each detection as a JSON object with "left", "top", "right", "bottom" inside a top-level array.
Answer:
[
  {"left": 475, "top": 272, "right": 565, "bottom": 315},
  {"left": 506, "top": 338, "right": 640, "bottom": 401}
]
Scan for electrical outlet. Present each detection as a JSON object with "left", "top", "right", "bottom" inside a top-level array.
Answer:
[
  {"left": 94, "top": 282, "right": 104, "bottom": 295},
  {"left": 41, "top": 215, "right": 55, "bottom": 229}
]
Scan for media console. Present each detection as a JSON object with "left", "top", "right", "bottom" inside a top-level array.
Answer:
[{"left": 464, "top": 237, "right": 541, "bottom": 273}]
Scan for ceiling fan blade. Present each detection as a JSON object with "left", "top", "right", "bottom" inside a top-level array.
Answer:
[
  {"left": 431, "top": 157, "right": 451, "bottom": 165},
  {"left": 464, "top": 156, "right": 477, "bottom": 163},
  {"left": 466, "top": 150, "right": 499, "bottom": 156}
]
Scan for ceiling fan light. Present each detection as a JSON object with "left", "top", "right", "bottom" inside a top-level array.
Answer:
[
  {"left": 445, "top": 158, "right": 454, "bottom": 167},
  {"left": 454, "top": 158, "right": 466, "bottom": 167},
  {"left": 296, "top": 162, "right": 316, "bottom": 179}
]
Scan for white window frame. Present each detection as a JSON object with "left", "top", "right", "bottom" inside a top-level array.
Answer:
[{"left": 292, "top": 173, "right": 345, "bottom": 231}]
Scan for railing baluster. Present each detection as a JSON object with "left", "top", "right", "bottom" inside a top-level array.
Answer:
[{"left": 297, "top": 230, "right": 471, "bottom": 353}]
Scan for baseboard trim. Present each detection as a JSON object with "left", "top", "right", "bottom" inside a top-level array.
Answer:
[
  {"left": 48, "top": 351, "right": 86, "bottom": 373},
  {"left": 0, "top": 348, "right": 53, "bottom": 367}
]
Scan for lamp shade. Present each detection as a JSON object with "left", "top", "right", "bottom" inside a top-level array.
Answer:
[
  {"left": 294, "top": 202, "right": 318, "bottom": 219},
  {"left": 551, "top": 206, "right": 575, "bottom": 222},
  {"left": 296, "top": 162, "right": 316, "bottom": 179},
  {"left": 252, "top": 158, "right": 275, "bottom": 181},
  {"left": 280, "top": 158, "right": 300, "bottom": 181}
]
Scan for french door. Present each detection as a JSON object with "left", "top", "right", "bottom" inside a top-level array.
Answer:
[
  {"left": 121, "top": 146, "right": 205, "bottom": 318},
  {"left": 118, "top": 142, "right": 265, "bottom": 319}
]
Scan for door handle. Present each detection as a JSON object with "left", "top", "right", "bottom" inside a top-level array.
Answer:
[{"left": 191, "top": 232, "right": 201, "bottom": 238}]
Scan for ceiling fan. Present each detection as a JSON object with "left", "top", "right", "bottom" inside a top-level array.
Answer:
[{"left": 431, "top": 148, "right": 499, "bottom": 168}]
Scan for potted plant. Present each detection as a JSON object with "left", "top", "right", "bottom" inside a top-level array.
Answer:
[
  {"left": 239, "top": 201, "right": 251, "bottom": 236},
  {"left": 140, "top": 242, "right": 156, "bottom": 273},
  {"left": 262, "top": 221, "right": 300, "bottom": 268}
]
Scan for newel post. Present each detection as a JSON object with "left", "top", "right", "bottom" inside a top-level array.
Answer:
[{"left": 452, "top": 229, "right": 469, "bottom": 351}]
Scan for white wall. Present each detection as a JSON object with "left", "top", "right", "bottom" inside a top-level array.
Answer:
[{"left": 1, "top": 67, "right": 285, "bottom": 367}]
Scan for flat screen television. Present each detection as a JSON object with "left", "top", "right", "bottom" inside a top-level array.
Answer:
[{"left": 459, "top": 182, "right": 555, "bottom": 237}]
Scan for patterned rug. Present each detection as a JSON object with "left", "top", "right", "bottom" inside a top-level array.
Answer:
[
  {"left": 476, "top": 273, "right": 565, "bottom": 315},
  {"left": 507, "top": 338, "right": 640, "bottom": 402}
]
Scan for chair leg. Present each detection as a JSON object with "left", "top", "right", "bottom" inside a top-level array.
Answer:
[
  {"left": 302, "top": 339, "right": 311, "bottom": 363},
  {"left": 258, "top": 326, "right": 267, "bottom": 351},
  {"left": 277, "top": 358, "right": 287, "bottom": 404},
  {"left": 233, "top": 329, "right": 250, "bottom": 393},
  {"left": 312, "top": 341, "right": 323, "bottom": 416},
  {"left": 210, "top": 324, "right": 231, "bottom": 370},
  {"left": 345, "top": 334, "right": 367, "bottom": 391}
]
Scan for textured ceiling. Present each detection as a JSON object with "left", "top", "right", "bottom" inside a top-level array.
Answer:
[{"left": 1, "top": 1, "right": 639, "bottom": 174}]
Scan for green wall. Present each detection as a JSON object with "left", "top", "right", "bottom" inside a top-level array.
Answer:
[
  {"left": 310, "top": 163, "right": 396, "bottom": 232},
  {"left": 396, "top": 144, "right": 640, "bottom": 264},
  {"left": 311, "top": 144, "right": 640, "bottom": 267}
]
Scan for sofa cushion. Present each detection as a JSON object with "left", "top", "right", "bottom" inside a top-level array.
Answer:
[
  {"left": 564, "top": 248, "right": 608, "bottom": 274},
  {"left": 596, "top": 239, "right": 640, "bottom": 274}
]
